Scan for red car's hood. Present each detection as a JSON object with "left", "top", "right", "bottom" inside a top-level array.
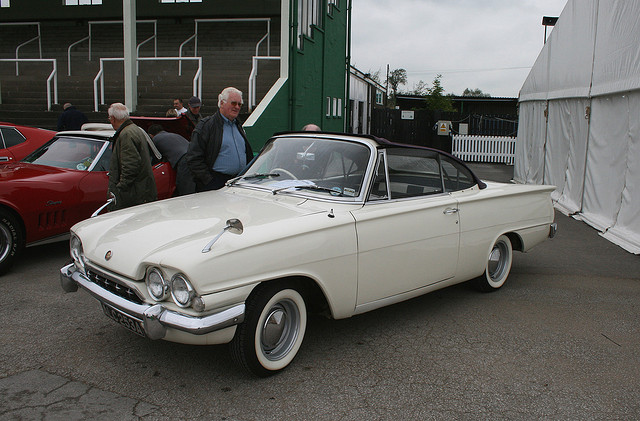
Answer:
[{"left": 0, "top": 162, "right": 76, "bottom": 182}]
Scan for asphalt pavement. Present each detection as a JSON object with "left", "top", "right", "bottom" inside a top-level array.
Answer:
[{"left": 1, "top": 163, "right": 639, "bottom": 420}]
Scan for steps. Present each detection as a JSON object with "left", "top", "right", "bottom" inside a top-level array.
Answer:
[{"left": 0, "top": 18, "right": 280, "bottom": 130}]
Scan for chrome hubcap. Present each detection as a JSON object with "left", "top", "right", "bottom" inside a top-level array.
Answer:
[
  {"left": 488, "top": 243, "right": 507, "bottom": 281},
  {"left": 0, "top": 224, "right": 11, "bottom": 262},
  {"left": 260, "top": 299, "right": 300, "bottom": 361}
]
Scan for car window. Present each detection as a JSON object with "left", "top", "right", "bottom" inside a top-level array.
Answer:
[
  {"left": 440, "top": 157, "right": 476, "bottom": 192},
  {"left": 0, "top": 127, "right": 26, "bottom": 148},
  {"left": 92, "top": 145, "right": 112, "bottom": 171},
  {"left": 383, "top": 149, "right": 444, "bottom": 199},
  {"left": 367, "top": 153, "right": 388, "bottom": 200},
  {"left": 23, "top": 136, "right": 106, "bottom": 170},
  {"left": 239, "top": 137, "right": 370, "bottom": 199}
]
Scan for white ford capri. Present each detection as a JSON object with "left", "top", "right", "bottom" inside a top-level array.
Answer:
[{"left": 61, "top": 132, "right": 556, "bottom": 376}]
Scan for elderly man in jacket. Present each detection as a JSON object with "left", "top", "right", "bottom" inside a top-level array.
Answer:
[
  {"left": 107, "top": 102, "right": 157, "bottom": 210},
  {"left": 186, "top": 87, "right": 254, "bottom": 192}
]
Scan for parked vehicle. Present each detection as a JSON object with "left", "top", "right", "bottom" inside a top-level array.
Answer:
[
  {"left": 60, "top": 132, "right": 556, "bottom": 376},
  {"left": 0, "top": 123, "right": 55, "bottom": 163},
  {"left": 0, "top": 128, "right": 176, "bottom": 274}
]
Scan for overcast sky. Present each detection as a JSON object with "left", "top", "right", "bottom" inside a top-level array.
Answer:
[{"left": 350, "top": 0, "right": 568, "bottom": 98}]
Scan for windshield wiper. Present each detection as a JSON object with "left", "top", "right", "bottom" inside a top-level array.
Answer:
[
  {"left": 272, "top": 184, "right": 344, "bottom": 196},
  {"left": 227, "top": 172, "right": 280, "bottom": 186}
]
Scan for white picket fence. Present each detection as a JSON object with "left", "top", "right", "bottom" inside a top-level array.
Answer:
[{"left": 452, "top": 135, "right": 516, "bottom": 165}]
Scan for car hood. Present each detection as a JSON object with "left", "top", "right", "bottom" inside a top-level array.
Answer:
[
  {"left": 0, "top": 162, "right": 75, "bottom": 182},
  {"left": 73, "top": 187, "right": 353, "bottom": 280}
]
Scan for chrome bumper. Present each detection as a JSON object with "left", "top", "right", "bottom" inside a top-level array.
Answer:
[
  {"left": 549, "top": 222, "right": 558, "bottom": 238},
  {"left": 60, "top": 263, "right": 245, "bottom": 340}
]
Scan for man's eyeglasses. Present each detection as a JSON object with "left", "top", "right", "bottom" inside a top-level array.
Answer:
[{"left": 226, "top": 101, "right": 243, "bottom": 107}]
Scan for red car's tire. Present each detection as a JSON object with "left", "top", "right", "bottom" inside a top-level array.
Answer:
[{"left": 0, "top": 209, "right": 24, "bottom": 275}]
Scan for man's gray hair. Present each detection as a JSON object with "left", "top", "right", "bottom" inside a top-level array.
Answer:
[
  {"left": 108, "top": 103, "right": 129, "bottom": 121},
  {"left": 218, "top": 87, "right": 243, "bottom": 108}
]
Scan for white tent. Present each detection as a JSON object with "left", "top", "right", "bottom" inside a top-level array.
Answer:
[{"left": 516, "top": 0, "right": 640, "bottom": 254}]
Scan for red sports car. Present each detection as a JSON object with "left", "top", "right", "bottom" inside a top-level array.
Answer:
[
  {"left": 0, "top": 123, "right": 56, "bottom": 163},
  {"left": 0, "top": 128, "right": 176, "bottom": 274}
]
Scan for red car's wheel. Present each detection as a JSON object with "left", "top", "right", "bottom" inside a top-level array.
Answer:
[{"left": 0, "top": 210, "right": 24, "bottom": 275}]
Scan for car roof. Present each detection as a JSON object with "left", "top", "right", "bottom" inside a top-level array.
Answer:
[{"left": 271, "top": 131, "right": 487, "bottom": 189}]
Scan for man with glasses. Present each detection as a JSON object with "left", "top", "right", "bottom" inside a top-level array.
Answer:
[{"left": 186, "top": 87, "right": 254, "bottom": 192}]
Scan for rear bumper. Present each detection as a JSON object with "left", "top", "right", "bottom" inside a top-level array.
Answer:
[
  {"left": 60, "top": 263, "right": 244, "bottom": 340},
  {"left": 549, "top": 222, "right": 558, "bottom": 238}
]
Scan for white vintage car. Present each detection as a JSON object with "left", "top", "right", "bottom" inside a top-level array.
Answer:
[{"left": 60, "top": 132, "right": 556, "bottom": 376}]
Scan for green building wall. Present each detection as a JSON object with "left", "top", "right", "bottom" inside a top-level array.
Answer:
[{"left": 244, "top": 1, "right": 350, "bottom": 149}]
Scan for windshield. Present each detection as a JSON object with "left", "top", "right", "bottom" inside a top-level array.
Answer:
[
  {"left": 236, "top": 137, "right": 371, "bottom": 199},
  {"left": 23, "top": 136, "right": 109, "bottom": 171}
]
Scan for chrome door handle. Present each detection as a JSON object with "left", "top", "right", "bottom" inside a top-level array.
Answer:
[{"left": 443, "top": 208, "right": 459, "bottom": 215}]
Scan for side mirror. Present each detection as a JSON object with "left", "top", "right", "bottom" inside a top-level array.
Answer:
[
  {"left": 202, "top": 218, "right": 244, "bottom": 253},
  {"left": 226, "top": 218, "right": 243, "bottom": 235}
]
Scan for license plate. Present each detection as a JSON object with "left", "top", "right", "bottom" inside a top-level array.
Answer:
[{"left": 101, "top": 302, "right": 146, "bottom": 337}]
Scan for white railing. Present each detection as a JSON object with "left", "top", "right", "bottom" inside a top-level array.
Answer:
[
  {"left": 179, "top": 18, "right": 271, "bottom": 75},
  {"left": 248, "top": 56, "right": 280, "bottom": 111},
  {"left": 67, "top": 19, "right": 157, "bottom": 76},
  {"left": 0, "top": 58, "right": 57, "bottom": 111},
  {"left": 93, "top": 56, "right": 202, "bottom": 111},
  {"left": 0, "top": 22, "right": 42, "bottom": 75},
  {"left": 452, "top": 135, "right": 516, "bottom": 165}
]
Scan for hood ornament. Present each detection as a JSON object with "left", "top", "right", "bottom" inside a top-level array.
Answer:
[{"left": 202, "top": 218, "right": 243, "bottom": 253}]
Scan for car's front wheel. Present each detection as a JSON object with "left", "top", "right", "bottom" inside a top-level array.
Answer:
[
  {"left": 0, "top": 210, "right": 23, "bottom": 275},
  {"left": 230, "top": 282, "right": 307, "bottom": 377},
  {"left": 474, "top": 234, "right": 513, "bottom": 292}
]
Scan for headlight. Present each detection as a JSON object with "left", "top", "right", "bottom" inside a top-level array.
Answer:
[
  {"left": 146, "top": 267, "right": 169, "bottom": 301},
  {"left": 171, "top": 274, "right": 195, "bottom": 308},
  {"left": 70, "top": 234, "right": 86, "bottom": 274}
]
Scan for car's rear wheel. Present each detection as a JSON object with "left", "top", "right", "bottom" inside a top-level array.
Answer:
[
  {"left": 230, "top": 282, "right": 307, "bottom": 377},
  {"left": 0, "top": 210, "right": 24, "bottom": 275},
  {"left": 474, "top": 235, "right": 513, "bottom": 292}
]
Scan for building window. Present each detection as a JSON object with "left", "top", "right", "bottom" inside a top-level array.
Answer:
[
  {"left": 160, "top": 0, "right": 202, "bottom": 3},
  {"left": 297, "top": 0, "right": 321, "bottom": 48},
  {"left": 376, "top": 91, "right": 384, "bottom": 105},
  {"left": 326, "top": 97, "right": 331, "bottom": 117},
  {"left": 1, "top": 0, "right": 9, "bottom": 8},
  {"left": 64, "top": 0, "right": 102, "bottom": 5}
]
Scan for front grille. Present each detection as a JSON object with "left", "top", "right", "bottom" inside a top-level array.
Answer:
[{"left": 86, "top": 269, "right": 143, "bottom": 305}]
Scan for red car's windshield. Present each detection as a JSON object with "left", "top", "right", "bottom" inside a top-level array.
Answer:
[{"left": 23, "top": 136, "right": 108, "bottom": 171}]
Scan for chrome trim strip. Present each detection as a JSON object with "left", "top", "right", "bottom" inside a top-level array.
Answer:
[{"left": 60, "top": 263, "right": 245, "bottom": 340}]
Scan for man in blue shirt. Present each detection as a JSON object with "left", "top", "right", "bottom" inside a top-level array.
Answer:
[{"left": 186, "top": 87, "right": 254, "bottom": 192}]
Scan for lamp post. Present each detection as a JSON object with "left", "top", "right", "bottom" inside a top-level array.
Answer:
[{"left": 542, "top": 16, "right": 558, "bottom": 44}]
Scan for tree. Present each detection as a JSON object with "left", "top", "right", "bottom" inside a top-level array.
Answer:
[
  {"left": 411, "top": 80, "right": 429, "bottom": 96},
  {"left": 388, "top": 68, "right": 407, "bottom": 99},
  {"left": 425, "top": 74, "right": 455, "bottom": 112},
  {"left": 365, "top": 69, "right": 382, "bottom": 84},
  {"left": 462, "top": 88, "right": 491, "bottom": 97}
]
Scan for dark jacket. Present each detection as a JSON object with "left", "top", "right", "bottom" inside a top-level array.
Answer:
[
  {"left": 185, "top": 109, "right": 202, "bottom": 128},
  {"left": 186, "top": 111, "right": 253, "bottom": 189},
  {"left": 108, "top": 120, "right": 158, "bottom": 210},
  {"left": 57, "top": 106, "right": 88, "bottom": 131}
]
